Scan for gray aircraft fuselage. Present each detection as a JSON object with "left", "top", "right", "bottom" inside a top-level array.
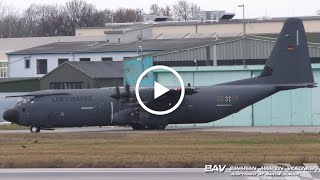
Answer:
[{"left": 9, "top": 85, "right": 277, "bottom": 129}]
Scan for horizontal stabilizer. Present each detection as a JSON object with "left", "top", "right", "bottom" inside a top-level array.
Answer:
[{"left": 275, "top": 83, "right": 317, "bottom": 90}]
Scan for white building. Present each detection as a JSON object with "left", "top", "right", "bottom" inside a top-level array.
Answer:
[
  {"left": 7, "top": 38, "right": 217, "bottom": 78},
  {"left": 0, "top": 36, "right": 105, "bottom": 78},
  {"left": 8, "top": 53, "right": 137, "bottom": 78}
]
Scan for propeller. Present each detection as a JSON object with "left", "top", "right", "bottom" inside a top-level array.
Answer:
[{"left": 110, "top": 84, "right": 132, "bottom": 101}]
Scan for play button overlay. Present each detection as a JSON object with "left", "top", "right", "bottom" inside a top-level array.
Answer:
[
  {"left": 154, "top": 81, "right": 169, "bottom": 99},
  {"left": 135, "top": 65, "right": 185, "bottom": 115}
]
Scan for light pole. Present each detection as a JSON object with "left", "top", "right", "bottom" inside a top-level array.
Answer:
[
  {"left": 193, "top": 60, "right": 198, "bottom": 86},
  {"left": 238, "top": 4, "right": 245, "bottom": 36},
  {"left": 238, "top": 4, "right": 246, "bottom": 66},
  {"left": 194, "top": 60, "right": 198, "bottom": 71},
  {"left": 138, "top": 45, "right": 143, "bottom": 60},
  {"left": 140, "top": 8, "right": 143, "bottom": 38}
]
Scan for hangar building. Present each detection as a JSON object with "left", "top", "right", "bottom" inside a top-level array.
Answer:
[
  {"left": 124, "top": 36, "right": 320, "bottom": 127},
  {"left": 40, "top": 61, "right": 123, "bottom": 90}
]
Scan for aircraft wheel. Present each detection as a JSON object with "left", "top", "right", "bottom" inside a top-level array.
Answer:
[
  {"left": 157, "top": 125, "right": 167, "bottom": 130},
  {"left": 30, "top": 126, "right": 40, "bottom": 133},
  {"left": 131, "top": 124, "right": 142, "bottom": 130},
  {"left": 152, "top": 125, "right": 166, "bottom": 130}
]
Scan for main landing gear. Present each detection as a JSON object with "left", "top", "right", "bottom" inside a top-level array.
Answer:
[
  {"left": 30, "top": 126, "right": 40, "bottom": 133},
  {"left": 131, "top": 124, "right": 167, "bottom": 130}
]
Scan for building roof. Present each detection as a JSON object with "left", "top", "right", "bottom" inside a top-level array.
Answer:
[
  {"left": 7, "top": 37, "right": 232, "bottom": 55},
  {"left": 104, "top": 24, "right": 154, "bottom": 34},
  {"left": 40, "top": 61, "right": 123, "bottom": 79},
  {"left": 150, "top": 16, "right": 320, "bottom": 27},
  {"left": 140, "top": 35, "right": 320, "bottom": 59},
  {"left": 0, "top": 77, "right": 39, "bottom": 83},
  {"left": 40, "top": 61, "right": 123, "bottom": 80},
  {"left": 76, "top": 16, "right": 320, "bottom": 30},
  {"left": 0, "top": 36, "right": 106, "bottom": 53},
  {"left": 67, "top": 61, "right": 123, "bottom": 79}
]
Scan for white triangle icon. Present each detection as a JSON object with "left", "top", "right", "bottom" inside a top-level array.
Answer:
[{"left": 154, "top": 81, "right": 170, "bottom": 99}]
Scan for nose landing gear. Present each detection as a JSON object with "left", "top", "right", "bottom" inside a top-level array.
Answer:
[{"left": 30, "top": 126, "right": 40, "bottom": 133}]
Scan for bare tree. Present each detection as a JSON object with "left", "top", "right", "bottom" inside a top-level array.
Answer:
[
  {"left": 172, "top": 0, "right": 190, "bottom": 21},
  {"left": 104, "top": 9, "right": 114, "bottom": 23},
  {"left": 0, "top": 0, "right": 201, "bottom": 37},
  {"left": 0, "top": 11, "right": 24, "bottom": 38},
  {"left": 22, "top": 4, "right": 66, "bottom": 37},
  {"left": 113, "top": 8, "right": 142, "bottom": 23},
  {"left": 160, "top": 5, "right": 171, "bottom": 17},
  {"left": 63, "top": 0, "right": 108, "bottom": 35},
  {"left": 0, "top": 1, "right": 23, "bottom": 38},
  {"left": 150, "top": 3, "right": 160, "bottom": 15},
  {"left": 0, "top": 0, "right": 6, "bottom": 21},
  {"left": 189, "top": 3, "right": 200, "bottom": 20}
]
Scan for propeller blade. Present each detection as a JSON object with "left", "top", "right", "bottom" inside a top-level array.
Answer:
[
  {"left": 111, "top": 84, "right": 132, "bottom": 101},
  {"left": 125, "top": 84, "right": 130, "bottom": 97},
  {"left": 116, "top": 86, "right": 120, "bottom": 98},
  {"left": 111, "top": 86, "right": 121, "bottom": 99}
]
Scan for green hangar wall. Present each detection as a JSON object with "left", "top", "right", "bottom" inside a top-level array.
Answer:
[{"left": 154, "top": 65, "right": 320, "bottom": 126}]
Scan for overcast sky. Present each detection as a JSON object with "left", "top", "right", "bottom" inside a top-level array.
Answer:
[{"left": 2, "top": 0, "right": 319, "bottom": 19}]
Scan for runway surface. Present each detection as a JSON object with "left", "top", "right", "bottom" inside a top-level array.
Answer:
[
  {"left": 0, "top": 168, "right": 319, "bottom": 180},
  {"left": 0, "top": 168, "right": 214, "bottom": 180},
  {"left": 1, "top": 126, "right": 320, "bottom": 134}
]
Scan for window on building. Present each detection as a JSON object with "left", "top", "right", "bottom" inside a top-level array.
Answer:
[
  {"left": 36, "top": 59, "right": 47, "bottom": 74},
  {"left": 123, "top": 57, "right": 133, "bottom": 60},
  {"left": 80, "top": 58, "right": 91, "bottom": 62},
  {"left": 118, "top": 38, "right": 121, "bottom": 43},
  {"left": 0, "top": 62, "right": 7, "bottom": 78},
  {"left": 25, "top": 59, "right": 30, "bottom": 69},
  {"left": 58, "top": 59, "right": 69, "bottom": 65},
  {"left": 50, "top": 82, "right": 84, "bottom": 89},
  {"left": 101, "top": 57, "right": 113, "bottom": 61}
]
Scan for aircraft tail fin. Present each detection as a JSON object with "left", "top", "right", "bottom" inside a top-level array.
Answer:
[
  {"left": 222, "top": 18, "right": 316, "bottom": 88},
  {"left": 258, "top": 18, "right": 315, "bottom": 86}
]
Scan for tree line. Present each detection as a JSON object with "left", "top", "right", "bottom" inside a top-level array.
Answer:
[{"left": 0, "top": 0, "right": 201, "bottom": 38}]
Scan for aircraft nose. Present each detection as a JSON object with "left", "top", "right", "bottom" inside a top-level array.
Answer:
[{"left": 3, "top": 108, "right": 19, "bottom": 123}]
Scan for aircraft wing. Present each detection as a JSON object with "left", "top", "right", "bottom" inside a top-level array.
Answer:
[
  {"left": 140, "top": 87, "right": 198, "bottom": 111},
  {"left": 5, "top": 91, "right": 71, "bottom": 98},
  {"left": 111, "top": 86, "right": 198, "bottom": 110}
]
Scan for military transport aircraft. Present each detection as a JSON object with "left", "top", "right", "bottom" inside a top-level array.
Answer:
[{"left": 3, "top": 18, "right": 316, "bottom": 132}]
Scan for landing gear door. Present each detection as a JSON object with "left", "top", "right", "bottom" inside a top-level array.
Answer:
[{"left": 170, "top": 97, "right": 194, "bottom": 124}]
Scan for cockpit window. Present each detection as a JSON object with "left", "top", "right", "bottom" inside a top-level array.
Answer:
[{"left": 17, "top": 96, "right": 35, "bottom": 104}]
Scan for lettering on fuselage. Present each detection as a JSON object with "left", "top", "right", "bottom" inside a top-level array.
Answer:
[
  {"left": 216, "top": 95, "right": 239, "bottom": 103},
  {"left": 51, "top": 96, "right": 93, "bottom": 103}
]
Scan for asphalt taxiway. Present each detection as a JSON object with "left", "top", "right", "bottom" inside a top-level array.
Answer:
[
  {"left": 0, "top": 168, "right": 212, "bottom": 180},
  {"left": 1, "top": 126, "right": 320, "bottom": 134}
]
